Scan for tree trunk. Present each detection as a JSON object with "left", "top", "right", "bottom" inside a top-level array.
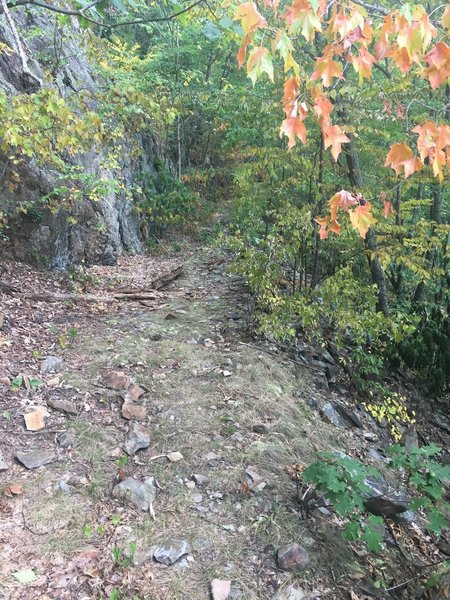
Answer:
[{"left": 344, "top": 137, "right": 389, "bottom": 316}]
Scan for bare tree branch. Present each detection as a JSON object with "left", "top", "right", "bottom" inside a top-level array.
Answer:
[{"left": 4, "top": 0, "right": 205, "bottom": 30}]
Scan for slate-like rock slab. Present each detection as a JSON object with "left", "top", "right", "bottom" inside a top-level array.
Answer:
[
  {"left": 16, "top": 449, "right": 55, "bottom": 469},
  {"left": 41, "top": 356, "right": 63, "bottom": 374},
  {"left": 153, "top": 539, "right": 189, "bottom": 566},
  {"left": 320, "top": 402, "right": 346, "bottom": 428},
  {"left": 112, "top": 477, "right": 156, "bottom": 512},
  {"left": 121, "top": 401, "right": 147, "bottom": 421},
  {"left": 363, "top": 476, "right": 410, "bottom": 516},
  {"left": 123, "top": 423, "right": 150, "bottom": 456},
  {"left": 122, "top": 384, "right": 145, "bottom": 403},
  {"left": 102, "top": 370, "right": 131, "bottom": 390},
  {"left": 47, "top": 398, "right": 77, "bottom": 415},
  {"left": 277, "top": 544, "right": 310, "bottom": 572}
]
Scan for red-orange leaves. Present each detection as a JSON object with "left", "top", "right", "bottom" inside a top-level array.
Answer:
[
  {"left": 282, "top": 0, "right": 322, "bottom": 41},
  {"left": 280, "top": 116, "right": 307, "bottom": 148},
  {"left": 443, "top": 5, "right": 450, "bottom": 32},
  {"left": 235, "top": 2, "right": 267, "bottom": 35},
  {"left": 323, "top": 124, "right": 350, "bottom": 161},
  {"left": 413, "top": 121, "right": 450, "bottom": 180},
  {"left": 423, "top": 42, "right": 450, "bottom": 89},
  {"left": 311, "top": 48, "right": 343, "bottom": 87},
  {"left": 283, "top": 75, "right": 301, "bottom": 117},
  {"left": 385, "top": 142, "right": 422, "bottom": 178},
  {"left": 317, "top": 190, "right": 374, "bottom": 239},
  {"left": 350, "top": 46, "right": 376, "bottom": 82}
]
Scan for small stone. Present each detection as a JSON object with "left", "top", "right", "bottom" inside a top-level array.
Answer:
[
  {"left": 122, "top": 384, "right": 145, "bottom": 403},
  {"left": 47, "top": 377, "right": 60, "bottom": 387},
  {"left": 57, "top": 429, "right": 76, "bottom": 448},
  {"left": 47, "top": 398, "right": 77, "bottom": 415},
  {"left": 274, "top": 585, "right": 306, "bottom": 600},
  {"left": 56, "top": 481, "right": 71, "bottom": 493},
  {"left": 41, "top": 356, "right": 63, "bottom": 374},
  {"left": 222, "top": 370, "right": 232, "bottom": 378},
  {"left": 165, "top": 312, "right": 178, "bottom": 320},
  {"left": 192, "top": 474, "right": 209, "bottom": 486},
  {"left": 102, "top": 370, "right": 131, "bottom": 390},
  {"left": 121, "top": 401, "right": 147, "bottom": 421},
  {"left": 252, "top": 424, "right": 269, "bottom": 434},
  {"left": 123, "top": 423, "right": 150, "bottom": 456},
  {"left": 392, "top": 510, "right": 416, "bottom": 524},
  {"left": 203, "top": 452, "right": 220, "bottom": 465},
  {"left": 277, "top": 544, "right": 310, "bottom": 572},
  {"left": 191, "top": 493, "right": 203, "bottom": 503},
  {"left": 211, "top": 579, "right": 231, "bottom": 600},
  {"left": 186, "top": 481, "right": 196, "bottom": 490},
  {"left": 230, "top": 432, "right": 244, "bottom": 443},
  {"left": 153, "top": 539, "right": 189, "bottom": 566},
  {"left": 245, "top": 467, "right": 267, "bottom": 493},
  {"left": 16, "top": 449, "right": 55, "bottom": 469},
  {"left": 0, "top": 376, "right": 11, "bottom": 386},
  {"left": 167, "top": 451, "right": 184, "bottom": 463},
  {"left": 24, "top": 410, "right": 46, "bottom": 431},
  {"left": 112, "top": 477, "right": 156, "bottom": 512},
  {"left": 317, "top": 507, "right": 331, "bottom": 517},
  {"left": 0, "top": 451, "right": 9, "bottom": 471}
]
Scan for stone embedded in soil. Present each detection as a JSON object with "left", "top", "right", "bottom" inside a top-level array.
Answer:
[
  {"left": 167, "top": 451, "right": 183, "bottom": 463},
  {"left": 203, "top": 452, "right": 220, "bottom": 465},
  {"left": 47, "top": 398, "right": 77, "bottom": 415},
  {"left": 123, "top": 423, "right": 150, "bottom": 456},
  {"left": 57, "top": 429, "right": 76, "bottom": 448},
  {"left": 16, "top": 449, "right": 55, "bottom": 469},
  {"left": 363, "top": 476, "right": 410, "bottom": 517},
  {"left": 112, "top": 477, "right": 156, "bottom": 512},
  {"left": 191, "top": 493, "right": 203, "bottom": 503},
  {"left": 393, "top": 510, "right": 416, "bottom": 525},
  {"left": 41, "top": 356, "right": 63, "bottom": 374},
  {"left": 273, "top": 585, "right": 306, "bottom": 600},
  {"left": 252, "top": 424, "right": 269, "bottom": 434},
  {"left": 245, "top": 467, "right": 267, "bottom": 493},
  {"left": 211, "top": 579, "right": 231, "bottom": 600},
  {"left": 122, "top": 383, "right": 145, "bottom": 403},
  {"left": 277, "top": 544, "right": 310, "bottom": 572},
  {"left": 320, "top": 402, "right": 347, "bottom": 428},
  {"left": 121, "top": 401, "right": 147, "bottom": 421},
  {"left": 0, "top": 376, "right": 11, "bottom": 386},
  {"left": 153, "top": 539, "right": 190, "bottom": 566},
  {"left": 192, "top": 474, "right": 209, "bottom": 486},
  {"left": 102, "top": 370, "right": 131, "bottom": 390},
  {"left": 24, "top": 410, "right": 46, "bottom": 431},
  {"left": 0, "top": 451, "right": 9, "bottom": 471}
]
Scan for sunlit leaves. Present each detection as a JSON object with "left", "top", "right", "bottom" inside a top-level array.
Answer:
[
  {"left": 323, "top": 124, "right": 350, "bottom": 161},
  {"left": 234, "top": 2, "right": 267, "bottom": 35},
  {"left": 385, "top": 142, "right": 422, "bottom": 178},
  {"left": 423, "top": 42, "right": 450, "bottom": 89},
  {"left": 280, "top": 116, "right": 306, "bottom": 148},
  {"left": 412, "top": 121, "right": 450, "bottom": 180},
  {"left": 247, "top": 47, "right": 274, "bottom": 85}
]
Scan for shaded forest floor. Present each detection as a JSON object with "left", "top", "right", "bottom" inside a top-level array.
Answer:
[{"left": 0, "top": 229, "right": 448, "bottom": 600}]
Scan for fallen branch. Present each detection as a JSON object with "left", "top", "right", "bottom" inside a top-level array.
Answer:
[
  {"left": 19, "top": 292, "right": 158, "bottom": 303},
  {"left": 148, "top": 266, "right": 184, "bottom": 290}
]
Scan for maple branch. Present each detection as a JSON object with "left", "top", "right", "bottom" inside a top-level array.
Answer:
[
  {"left": 350, "top": 0, "right": 388, "bottom": 16},
  {"left": 4, "top": 0, "right": 205, "bottom": 29}
]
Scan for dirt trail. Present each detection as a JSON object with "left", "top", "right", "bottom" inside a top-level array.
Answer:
[{"left": 0, "top": 241, "right": 360, "bottom": 600}]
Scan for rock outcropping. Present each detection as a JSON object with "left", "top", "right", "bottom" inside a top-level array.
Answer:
[{"left": 0, "top": 8, "right": 158, "bottom": 269}]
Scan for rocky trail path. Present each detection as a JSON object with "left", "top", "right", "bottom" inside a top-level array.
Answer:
[{"left": 0, "top": 237, "right": 442, "bottom": 599}]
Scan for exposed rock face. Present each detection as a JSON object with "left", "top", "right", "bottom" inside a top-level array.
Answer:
[{"left": 0, "top": 9, "right": 160, "bottom": 270}]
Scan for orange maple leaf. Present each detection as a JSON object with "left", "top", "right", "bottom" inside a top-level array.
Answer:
[
  {"left": 237, "top": 34, "right": 252, "bottom": 68},
  {"left": 280, "top": 116, "right": 306, "bottom": 149},
  {"left": 349, "top": 202, "right": 375, "bottom": 238},
  {"left": 315, "top": 216, "right": 329, "bottom": 240},
  {"left": 385, "top": 142, "right": 422, "bottom": 178},
  {"left": 443, "top": 5, "right": 450, "bottom": 32},
  {"left": 423, "top": 42, "right": 450, "bottom": 89},
  {"left": 383, "top": 200, "right": 393, "bottom": 219},
  {"left": 311, "top": 56, "right": 343, "bottom": 88},
  {"left": 350, "top": 46, "right": 376, "bottom": 81},
  {"left": 323, "top": 125, "right": 350, "bottom": 161},
  {"left": 283, "top": 75, "right": 301, "bottom": 116},
  {"left": 235, "top": 2, "right": 267, "bottom": 35}
]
